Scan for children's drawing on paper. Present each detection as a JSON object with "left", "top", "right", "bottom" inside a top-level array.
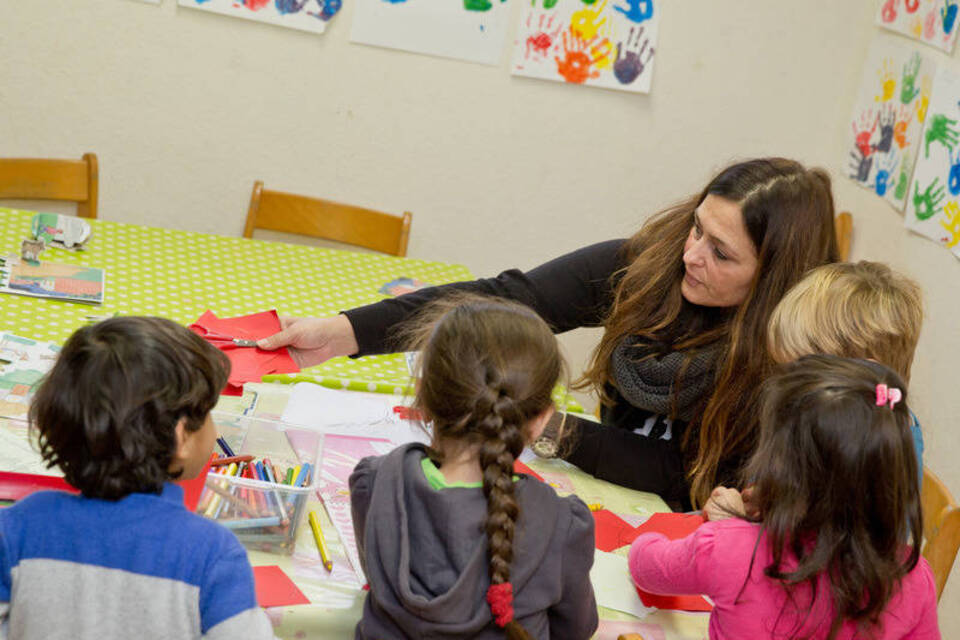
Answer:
[
  {"left": 877, "top": 0, "right": 959, "bottom": 53},
  {"left": 845, "top": 39, "right": 933, "bottom": 212},
  {"left": 512, "top": 0, "right": 658, "bottom": 94},
  {"left": 0, "top": 334, "right": 60, "bottom": 421},
  {"left": 350, "top": 0, "right": 511, "bottom": 65},
  {"left": 905, "top": 66, "right": 960, "bottom": 257},
  {"left": 178, "top": 0, "right": 342, "bottom": 34}
]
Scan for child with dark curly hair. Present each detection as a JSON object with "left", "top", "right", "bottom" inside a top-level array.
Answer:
[{"left": 0, "top": 317, "right": 275, "bottom": 640}]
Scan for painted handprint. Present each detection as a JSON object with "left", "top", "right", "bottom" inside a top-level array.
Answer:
[
  {"left": 464, "top": 0, "right": 505, "bottom": 11},
  {"left": 881, "top": 0, "right": 898, "bottom": 22},
  {"left": 918, "top": 75, "right": 932, "bottom": 123},
  {"left": 925, "top": 8, "right": 938, "bottom": 39},
  {"left": 532, "top": 0, "right": 560, "bottom": 8},
  {"left": 924, "top": 113, "right": 960, "bottom": 158},
  {"left": 613, "top": 25, "right": 653, "bottom": 85},
  {"left": 521, "top": 12, "right": 563, "bottom": 63},
  {"left": 876, "top": 58, "right": 896, "bottom": 102},
  {"left": 905, "top": 0, "right": 920, "bottom": 12},
  {"left": 309, "top": 0, "right": 341, "bottom": 20},
  {"left": 852, "top": 110, "right": 878, "bottom": 158},
  {"left": 555, "top": 28, "right": 611, "bottom": 84},
  {"left": 613, "top": 0, "right": 653, "bottom": 23},
  {"left": 895, "top": 165, "right": 911, "bottom": 200},
  {"left": 943, "top": 0, "right": 959, "bottom": 34},
  {"left": 913, "top": 177, "right": 945, "bottom": 220},
  {"left": 874, "top": 105, "right": 896, "bottom": 153},
  {"left": 848, "top": 148, "right": 874, "bottom": 184},
  {"left": 893, "top": 104, "right": 915, "bottom": 149},
  {"left": 240, "top": 0, "right": 270, "bottom": 9},
  {"left": 899, "top": 53, "right": 922, "bottom": 105},
  {"left": 875, "top": 151, "right": 899, "bottom": 197},
  {"left": 940, "top": 201, "right": 960, "bottom": 247},
  {"left": 571, "top": 0, "right": 607, "bottom": 40},
  {"left": 949, "top": 149, "right": 960, "bottom": 196}
]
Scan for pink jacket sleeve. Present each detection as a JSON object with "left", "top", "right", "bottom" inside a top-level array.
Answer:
[{"left": 628, "top": 525, "right": 718, "bottom": 597}]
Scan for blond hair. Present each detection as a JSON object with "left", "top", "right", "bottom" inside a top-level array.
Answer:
[{"left": 767, "top": 261, "right": 923, "bottom": 382}]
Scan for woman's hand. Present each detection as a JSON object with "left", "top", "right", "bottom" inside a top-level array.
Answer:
[
  {"left": 256, "top": 315, "right": 359, "bottom": 368},
  {"left": 704, "top": 486, "right": 745, "bottom": 521}
]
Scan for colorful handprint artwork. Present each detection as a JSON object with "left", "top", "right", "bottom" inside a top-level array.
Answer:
[
  {"left": 350, "top": 0, "right": 510, "bottom": 65},
  {"left": 905, "top": 65, "right": 960, "bottom": 256},
  {"left": 178, "top": 0, "right": 341, "bottom": 33},
  {"left": 511, "top": 0, "right": 659, "bottom": 93},
  {"left": 846, "top": 38, "right": 934, "bottom": 212},
  {"left": 877, "top": 0, "right": 959, "bottom": 53}
]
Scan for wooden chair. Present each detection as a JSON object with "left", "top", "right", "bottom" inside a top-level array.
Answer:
[
  {"left": 921, "top": 466, "right": 960, "bottom": 601},
  {"left": 835, "top": 211, "right": 852, "bottom": 261},
  {"left": 0, "top": 153, "right": 98, "bottom": 219},
  {"left": 243, "top": 181, "right": 412, "bottom": 257}
]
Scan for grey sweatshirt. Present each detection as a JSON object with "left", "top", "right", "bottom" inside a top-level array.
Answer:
[{"left": 349, "top": 443, "right": 598, "bottom": 640}]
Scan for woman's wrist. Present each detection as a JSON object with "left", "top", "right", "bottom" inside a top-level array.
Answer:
[{"left": 331, "top": 313, "right": 360, "bottom": 358}]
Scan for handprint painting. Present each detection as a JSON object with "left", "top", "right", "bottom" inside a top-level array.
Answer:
[
  {"left": 845, "top": 37, "right": 933, "bottom": 212},
  {"left": 905, "top": 65, "right": 960, "bottom": 256},
  {"left": 877, "top": 0, "right": 959, "bottom": 53},
  {"left": 350, "top": 0, "right": 511, "bottom": 65},
  {"left": 511, "top": 0, "right": 659, "bottom": 93},
  {"left": 178, "top": 0, "right": 342, "bottom": 33}
]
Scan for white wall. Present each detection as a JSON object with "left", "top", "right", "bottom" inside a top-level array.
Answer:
[{"left": 2, "top": 0, "right": 958, "bottom": 630}]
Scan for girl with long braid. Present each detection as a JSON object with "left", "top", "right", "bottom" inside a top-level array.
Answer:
[{"left": 349, "top": 296, "right": 598, "bottom": 640}]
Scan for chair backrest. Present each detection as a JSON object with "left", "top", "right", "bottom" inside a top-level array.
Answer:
[
  {"left": 0, "top": 153, "right": 98, "bottom": 219},
  {"left": 921, "top": 465, "right": 960, "bottom": 601},
  {"left": 243, "top": 181, "right": 412, "bottom": 257},
  {"left": 835, "top": 211, "right": 852, "bottom": 261}
]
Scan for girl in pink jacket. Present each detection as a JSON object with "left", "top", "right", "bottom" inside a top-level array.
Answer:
[{"left": 629, "top": 355, "right": 939, "bottom": 639}]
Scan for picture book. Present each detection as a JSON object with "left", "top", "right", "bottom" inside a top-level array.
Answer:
[
  {"left": 0, "top": 333, "right": 60, "bottom": 420},
  {"left": 0, "top": 257, "right": 105, "bottom": 305}
]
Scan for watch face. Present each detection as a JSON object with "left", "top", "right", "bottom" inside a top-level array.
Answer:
[{"left": 531, "top": 436, "right": 558, "bottom": 459}]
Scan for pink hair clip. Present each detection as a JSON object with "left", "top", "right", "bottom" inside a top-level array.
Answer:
[{"left": 875, "top": 383, "right": 902, "bottom": 410}]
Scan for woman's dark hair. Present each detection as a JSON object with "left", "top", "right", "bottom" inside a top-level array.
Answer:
[
  {"left": 743, "top": 354, "right": 921, "bottom": 639},
  {"left": 405, "top": 295, "right": 563, "bottom": 640},
  {"left": 29, "top": 316, "right": 229, "bottom": 500},
  {"left": 580, "top": 157, "right": 839, "bottom": 507}
]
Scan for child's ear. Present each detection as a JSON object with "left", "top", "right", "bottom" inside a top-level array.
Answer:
[
  {"left": 527, "top": 405, "right": 556, "bottom": 443},
  {"left": 169, "top": 418, "right": 190, "bottom": 474}
]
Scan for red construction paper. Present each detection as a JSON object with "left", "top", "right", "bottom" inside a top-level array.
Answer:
[
  {"left": 252, "top": 565, "right": 310, "bottom": 608},
  {"left": 513, "top": 460, "right": 544, "bottom": 481},
  {"left": 190, "top": 310, "right": 299, "bottom": 396},
  {"left": 0, "top": 471, "right": 78, "bottom": 502},
  {"left": 592, "top": 509, "right": 643, "bottom": 552},
  {"left": 175, "top": 454, "right": 214, "bottom": 512},
  {"left": 633, "top": 512, "right": 713, "bottom": 612}
]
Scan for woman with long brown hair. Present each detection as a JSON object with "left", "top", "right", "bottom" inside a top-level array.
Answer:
[{"left": 260, "top": 157, "right": 838, "bottom": 509}]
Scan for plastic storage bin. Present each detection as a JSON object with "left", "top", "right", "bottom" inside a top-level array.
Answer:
[{"left": 196, "top": 412, "right": 319, "bottom": 554}]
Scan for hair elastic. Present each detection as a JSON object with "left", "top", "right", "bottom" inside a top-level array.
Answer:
[
  {"left": 875, "top": 383, "right": 902, "bottom": 410},
  {"left": 486, "top": 582, "right": 514, "bottom": 627}
]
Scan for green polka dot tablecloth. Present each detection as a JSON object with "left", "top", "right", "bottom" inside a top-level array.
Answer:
[{"left": 0, "top": 208, "right": 582, "bottom": 411}]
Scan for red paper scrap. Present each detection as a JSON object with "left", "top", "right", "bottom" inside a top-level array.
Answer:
[
  {"left": 633, "top": 512, "right": 713, "bottom": 612},
  {"left": 592, "top": 509, "right": 643, "bottom": 552},
  {"left": 189, "top": 310, "right": 299, "bottom": 396},
  {"left": 252, "top": 565, "right": 310, "bottom": 608},
  {"left": 175, "top": 454, "right": 214, "bottom": 513},
  {"left": 513, "top": 460, "right": 544, "bottom": 481},
  {"left": 0, "top": 471, "right": 78, "bottom": 502}
]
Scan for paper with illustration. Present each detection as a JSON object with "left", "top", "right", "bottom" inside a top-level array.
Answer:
[
  {"left": 511, "top": 0, "right": 658, "bottom": 93},
  {"left": 905, "top": 65, "right": 960, "bottom": 257},
  {"left": 845, "top": 37, "right": 934, "bottom": 212},
  {"left": 179, "top": 0, "right": 341, "bottom": 34},
  {"left": 877, "top": 0, "right": 960, "bottom": 53},
  {"left": 350, "top": 0, "right": 512, "bottom": 65}
]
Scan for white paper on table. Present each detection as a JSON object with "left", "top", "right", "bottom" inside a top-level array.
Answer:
[
  {"left": 511, "top": 0, "right": 659, "bottom": 94},
  {"left": 350, "top": 0, "right": 511, "bottom": 66},
  {"left": 0, "top": 423, "right": 52, "bottom": 476},
  {"left": 905, "top": 64, "right": 960, "bottom": 257},
  {"left": 844, "top": 36, "right": 934, "bottom": 212},
  {"left": 590, "top": 550, "right": 655, "bottom": 619}
]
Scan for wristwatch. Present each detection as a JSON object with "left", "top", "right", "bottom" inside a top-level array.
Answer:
[{"left": 530, "top": 411, "right": 567, "bottom": 459}]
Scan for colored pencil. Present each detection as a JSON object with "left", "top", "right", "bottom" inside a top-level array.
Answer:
[{"left": 308, "top": 510, "right": 333, "bottom": 571}]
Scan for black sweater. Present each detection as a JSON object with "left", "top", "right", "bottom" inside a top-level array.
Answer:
[{"left": 344, "top": 240, "right": 693, "bottom": 508}]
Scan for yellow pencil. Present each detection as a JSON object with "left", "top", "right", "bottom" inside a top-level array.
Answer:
[
  {"left": 308, "top": 510, "right": 333, "bottom": 571},
  {"left": 290, "top": 465, "right": 302, "bottom": 485},
  {"left": 587, "top": 503, "right": 604, "bottom": 512}
]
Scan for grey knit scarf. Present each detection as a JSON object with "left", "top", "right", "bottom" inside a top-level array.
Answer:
[{"left": 611, "top": 337, "right": 719, "bottom": 422}]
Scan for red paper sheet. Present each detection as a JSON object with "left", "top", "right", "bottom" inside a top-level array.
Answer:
[
  {"left": 592, "top": 509, "right": 643, "bottom": 552},
  {"left": 252, "top": 565, "right": 310, "bottom": 608},
  {"left": 633, "top": 512, "right": 713, "bottom": 612},
  {"left": 189, "top": 310, "right": 299, "bottom": 395},
  {"left": 0, "top": 472, "right": 78, "bottom": 502},
  {"left": 175, "top": 454, "right": 214, "bottom": 512},
  {"left": 513, "top": 460, "right": 544, "bottom": 481}
]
